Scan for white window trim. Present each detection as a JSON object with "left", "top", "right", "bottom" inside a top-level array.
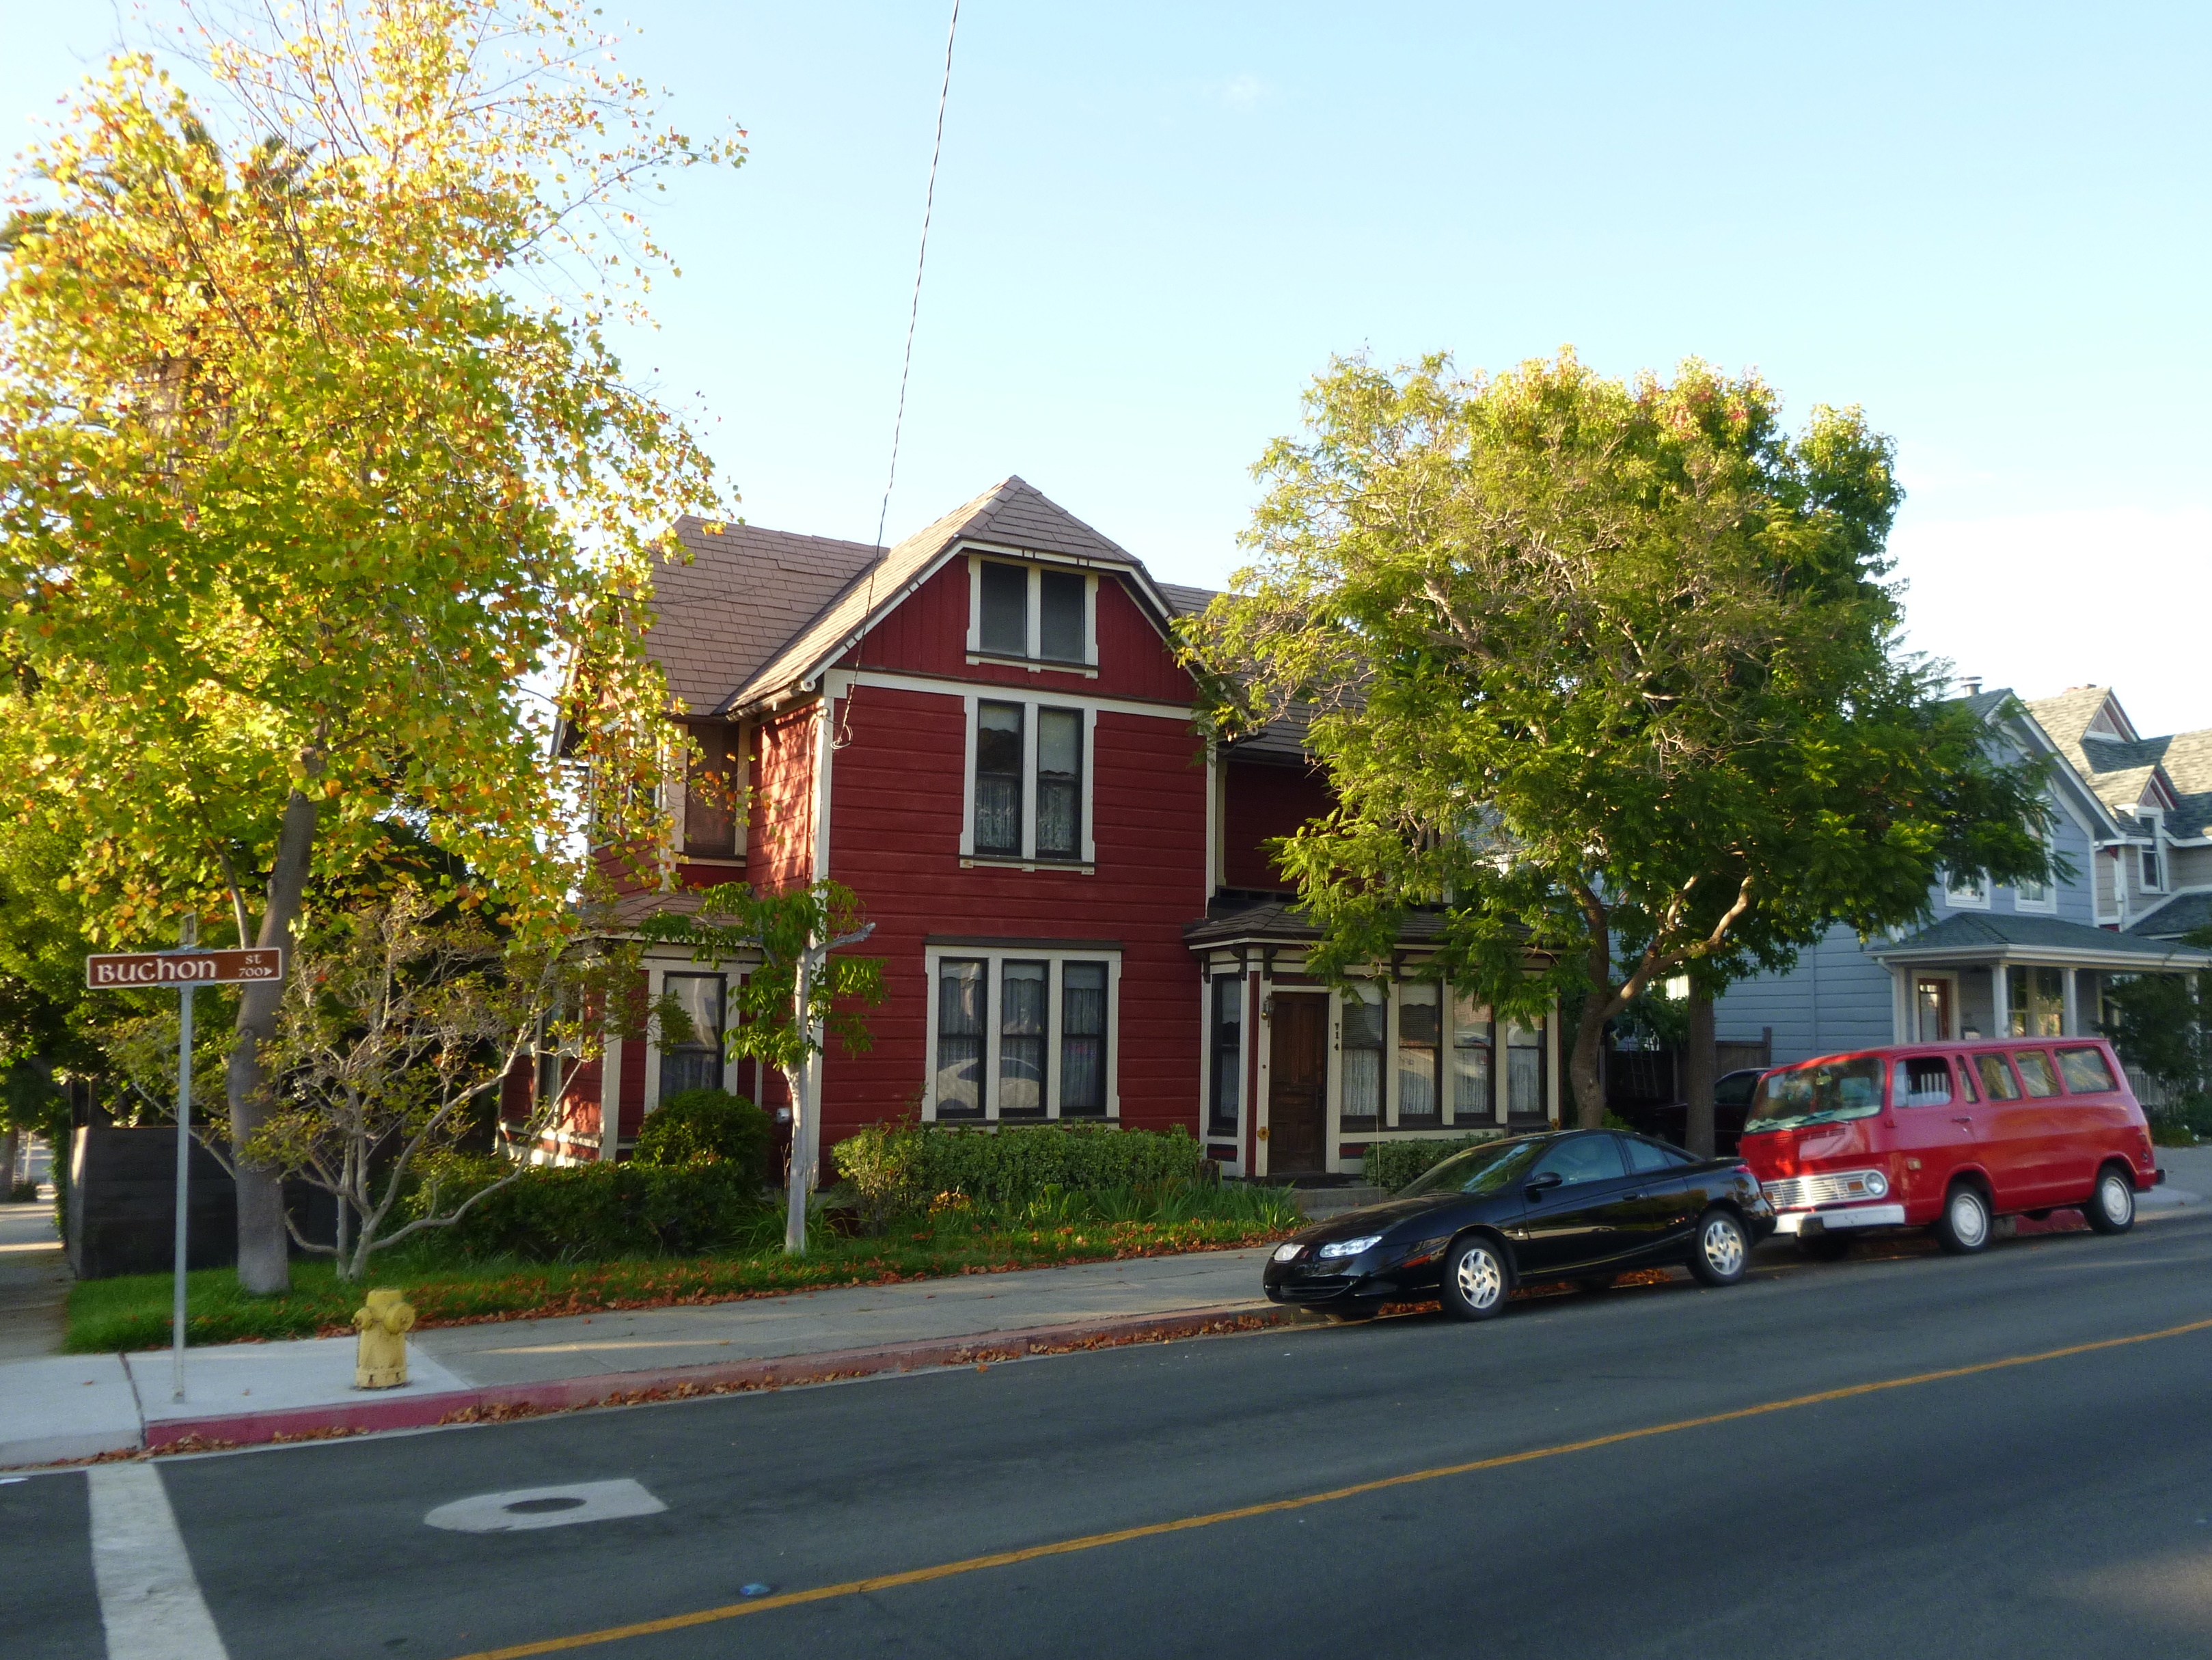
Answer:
[
  {"left": 959, "top": 692, "right": 1096, "bottom": 867},
  {"left": 2012, "top": 822, "right": 2057, "bottom": 913},
  {"left": 2137, "top": 811, "right": 2168, "bottom": 893},
  {"left": 964, "top": 554, "right": 1099, "bottom": 672},
  {"left": 921, "top": 946, "right": 1121, "bottom": 1122}
]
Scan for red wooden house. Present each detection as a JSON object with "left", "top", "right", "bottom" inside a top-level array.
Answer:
[{"left": 521, "top": 478, "right": 1563, "bottom": 1180}]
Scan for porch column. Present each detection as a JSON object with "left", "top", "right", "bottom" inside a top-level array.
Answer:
[
  {"left": 1990, "top": 962, "right": 2010, "bottom": 1040},
  {"left": 2062, "top": 968, "right": 2080, "bottom": 1037},
  {"left": 598, "top": 1032, "right": 623, "bottom": 1163},
  {"left": 1890, "top": 966, "right": 1912, "bottom": 1044}
]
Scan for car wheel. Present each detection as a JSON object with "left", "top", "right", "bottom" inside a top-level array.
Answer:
[
  {"left": 1797, "top": 1231, "right": 1853, "bottom": 1262},
  {"left": 2084, "top": 1166, "right": 2135, "bottom": 1236},
  {"left": 1687, "top": 1209, "right": 1749, "bottom": 1287},
  {"left": 1440, "top": 1236, "right": 1510, "bottom": 1322},
  {"left": 1934, "top": 1182, "right": 1993, "bottom": 1254}
]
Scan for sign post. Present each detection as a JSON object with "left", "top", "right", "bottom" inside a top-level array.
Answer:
[{"left": 86, "top": 938, "right": 285, "bottom": 1402}]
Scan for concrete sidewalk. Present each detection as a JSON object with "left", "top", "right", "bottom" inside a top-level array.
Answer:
[
  {"left": 0, "top": 1195, "right": 69, "bottom": 1363},
  {"left": 0, "top": 1245, "right": 1287, "bottom": 1467}
]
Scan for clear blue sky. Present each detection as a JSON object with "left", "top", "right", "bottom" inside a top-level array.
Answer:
[{"left": 5, "top": 3, "right": 2207, "bottom": 732}]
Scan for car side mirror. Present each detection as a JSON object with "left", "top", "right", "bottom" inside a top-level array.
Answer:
[{"left": 1525, "top": 1171, "right": 1563, "bottom": 1195}]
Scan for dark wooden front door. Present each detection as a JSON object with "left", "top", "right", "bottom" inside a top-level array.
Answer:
[{"left": 1268, "top": 994, "right": 1329, "bottom": 1175}]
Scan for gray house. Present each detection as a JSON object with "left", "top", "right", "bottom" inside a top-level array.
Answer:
[{"left": 1713, "top": 686, "right": 2212, "bottom": 1083}]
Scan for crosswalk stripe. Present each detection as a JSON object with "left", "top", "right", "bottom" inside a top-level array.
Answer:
[{"left": 87, "top": 1462, "right": 229, "bottom": 1660}]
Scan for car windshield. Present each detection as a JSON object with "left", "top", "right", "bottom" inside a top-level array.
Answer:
[
  {"left": 1400, "top": 1138, "right": 1546, "bottom": 1197},
  {"left": 1743, "top": 1057, "right": 1885, "bottom": 1133}
]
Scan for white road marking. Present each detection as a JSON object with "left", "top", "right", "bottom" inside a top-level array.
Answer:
[
  {"left": 85, "top": 1462, "right": 229, "bottom": 1660},
  {"left": 425, "top": 1478, "right": 666, "bottom": 1534}
]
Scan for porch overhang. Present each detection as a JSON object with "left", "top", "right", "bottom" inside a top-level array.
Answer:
[{"left": 1868, "top": 912, "right": 2212, "bottom": 975}]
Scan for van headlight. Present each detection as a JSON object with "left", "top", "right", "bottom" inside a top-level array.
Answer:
[
  {"left": 1317, "top": 1234, "right": 1382, "bottom": 1260},
  {"left": 1862, "top": 1171, "right": 1888, "bottom": 1198}
]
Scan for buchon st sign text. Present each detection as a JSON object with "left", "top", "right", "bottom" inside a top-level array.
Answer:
[{"left": 85, "top": 949, "right": 286, "bottom": 989}]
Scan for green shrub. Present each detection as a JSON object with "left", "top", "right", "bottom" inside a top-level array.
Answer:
[
  {"left": 834, "top": 1121, "right": 1206, "bottom": 1223},
  {"left": 418, "top": 1160, "right": 773, "bottom": 1262},
  {"left": 633, "top": 1089, "right": 773, "bottom": 1184},
  {"left": 1363, "top": 1132, "right": 1505, "bottom": 1193}
]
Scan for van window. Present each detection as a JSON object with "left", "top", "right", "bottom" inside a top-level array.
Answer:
[
  {"left": 1892, "top": 1056, "right": 1954, "bottom": 1108},
  {"left": 1745, "top": 1056, "right": 1885, "bottom": 1132},
  {"left": 1951, "top": 1057, "right": 1980, "bottom": 1102},
  {"left": 2013, "top": 1050, "right": 2061, "bottom": 1097},
  {"left": 2056, "top": 1046, "right": 2118, "bottom": 1093},
  {"left": 1974, "top": 1053, "right": 2022, "bottom": 1101}
]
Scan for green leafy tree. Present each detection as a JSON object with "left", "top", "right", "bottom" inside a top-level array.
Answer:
[
  {"left": 641, "top": 882, "right": 884, "bottom": 1255},
  {"left": 0, "top": 1, "right": 739, "bottom": 1290},
  {"left": 1184, "top": 351, "right": 2054, "bottom": 1127},
  {"left": 2099, "top": 929, "right": 2212, "bottom": 1126}
]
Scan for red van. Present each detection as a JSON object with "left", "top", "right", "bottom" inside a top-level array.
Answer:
[{"left": 1738, "top": 1037, "right": 2163, "bottom": 1257}]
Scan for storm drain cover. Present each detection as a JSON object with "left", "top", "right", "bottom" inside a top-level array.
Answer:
[{"left": 426, "top": 1478, "right": 666, "bottom": 1534}]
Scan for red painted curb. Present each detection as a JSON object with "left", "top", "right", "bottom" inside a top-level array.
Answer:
[{"left": 143, "top": 1302, "right": 1300, "bottom": 1452}]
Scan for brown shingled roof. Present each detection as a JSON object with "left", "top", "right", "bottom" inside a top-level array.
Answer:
[
  {"left": 719, "top": 476, "right": 1162, "bottom": 715},
  {"left": 647, "top": 519, "right": 880, "bottom": 716}
]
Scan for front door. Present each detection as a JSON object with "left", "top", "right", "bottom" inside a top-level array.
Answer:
[
  {"left": 1268, "top": 994, "right": 1328, "bottom": 1175},
  {"left": 1915, "top": 978, "right": 1952, "bottom": 1042}
]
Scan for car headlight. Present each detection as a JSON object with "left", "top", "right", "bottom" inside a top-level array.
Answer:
[
  {"left": 1316, "top": 1234, "right": 1382, "bottom": 1260},
  {"left": 1863, "top": 1171, "right": 1888, "bottom": 1198},
  {"left": 1272, "top": 1242, "right": 1305, "bottom": 1263}
]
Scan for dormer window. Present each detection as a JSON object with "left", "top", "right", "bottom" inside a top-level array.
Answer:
[
  {"left": 969, "top": 556, "right": 1094, "bottom": 666},
  {"left": 2140, "top": 813, "right": 2166, "bottom": 890}
]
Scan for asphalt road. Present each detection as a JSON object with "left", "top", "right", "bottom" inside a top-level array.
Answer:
[{"left": 10, "top": 1212, "right": 2212, "bottom": 1660}]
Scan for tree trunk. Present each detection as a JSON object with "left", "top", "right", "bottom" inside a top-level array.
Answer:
[
  {"left": 227, "top": 783, "right": 320, "bottom": 1295},
  {"left": 1684, "top": 986, "right": 1717, "bottom": 1159},
  {"left": 1569, "top": 998, "right": 1609, "bottom": 1129},
  {"left": 0, "top": 1128, "right": 18, "bottom": 1195}
]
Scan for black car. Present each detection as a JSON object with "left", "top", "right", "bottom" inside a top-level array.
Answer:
[
  {"left": 1612, "top": 1068, "right": 1768, "bottom": 1155},
  {"left": 1262, "top": 1129, "right": 1777, "bottom": 1322}
]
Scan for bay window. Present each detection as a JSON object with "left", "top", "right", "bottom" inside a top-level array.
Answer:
[
  {"left": 659, "top": 973, "right": 725, "bottom": 1100},
  {"left": 1207, "top": 974, "right": 1242, "bottom": 1136},
  {"left": 1340, "top": 982, "right": 1384, "bottom": 1132},
  {"left": 927, "top": 949, "right": 1118, "bottom": 1119},
  {"left": 1395, "top": 983, "right": 1440, "bottom": 1126},
  {"left": 1451, "top": 996, "right": 1494, "bottom": 1126}
]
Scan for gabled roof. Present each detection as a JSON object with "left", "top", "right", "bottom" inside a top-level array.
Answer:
[
  {"left": 2023, "top": 685, "right": 2212, "bottom": 839},
  {"left": 719, "top": 477, "right": 1162, "bottom": 716},
  {"left": 648, "top": 520, "right": 881, "bottom": 717}
]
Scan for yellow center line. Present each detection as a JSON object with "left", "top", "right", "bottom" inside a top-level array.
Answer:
[{"left": 448, "top": 1312, "right": 2212, "bottom": 1660}]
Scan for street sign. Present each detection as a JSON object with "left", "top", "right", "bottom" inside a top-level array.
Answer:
[
  {"left": 85, "top": 948, "right": 285, "bottom": 989},
  {"left": 84, "top": 941, "right": 287, "bottom": 1404}
]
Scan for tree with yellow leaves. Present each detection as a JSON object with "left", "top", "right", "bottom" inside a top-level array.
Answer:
[{"left": 0, "top": 1, "right": 739, "bottom": 1291}]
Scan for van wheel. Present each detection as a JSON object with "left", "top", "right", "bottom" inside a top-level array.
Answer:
[
  {"left": 1440, "top": 1236, "right": 1511, "bottom": 1321},
  {"left": 1934, "top": 1183, "right": 1993, "bottom": 1254},
  {"left": 1797, "top": 1232, "right": 1853, "bottom": 1262},
  {"left": 2084, "top": 1167, "right": 2135, "bottom": 1236},
  {"left": 1688, "top": 1210, "right": 1749, "bottom": 1286}
]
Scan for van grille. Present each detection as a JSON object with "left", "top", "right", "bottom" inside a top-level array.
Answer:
[{"left": 1762, "top": 1170, "right": 1885, "bottom": 1210}]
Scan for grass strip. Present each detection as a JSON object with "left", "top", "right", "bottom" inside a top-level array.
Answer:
[{"left": 66, "top": 1215, "right": 1292, "bottom": 1352}]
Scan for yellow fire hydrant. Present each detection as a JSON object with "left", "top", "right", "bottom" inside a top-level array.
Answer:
[{"left": 352, "top": 1288, "right": 416, "bottom": 1389}]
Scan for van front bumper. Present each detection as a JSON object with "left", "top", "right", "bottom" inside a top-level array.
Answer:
[{"left": 1774, "top": 1203, "right": 1907, "bottom": 1235}]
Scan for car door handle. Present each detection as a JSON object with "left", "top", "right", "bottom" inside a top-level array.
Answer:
[
  {"left": 1622, "top": 1191, "right": 1643, "bottom": 1200},
  {"left": 1952, "top": 1116, "right": 1973, "bottom": 1126}
]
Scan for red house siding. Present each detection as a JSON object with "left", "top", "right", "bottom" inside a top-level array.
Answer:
[
  {"left": 1223, "top": 759, "right": 1333, "bottom": 890},
  {"left": 750, "top": 705, "right": 819, "bottom": 895},
  {"left": 854, "top": 560, "right": 1192, "bottom": 706},
  {"left": 815, "top": 679, "right": 1207, "bottom": 1146}
]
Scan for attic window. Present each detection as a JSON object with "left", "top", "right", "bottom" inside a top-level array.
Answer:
[{"left": 970, "top": 558, "right": 1093, "bottom": 664}]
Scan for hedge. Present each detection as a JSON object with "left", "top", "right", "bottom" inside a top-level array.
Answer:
[
  {"left": 1363, "top": 1132, "right": 1505, "bottom": 1194},
  {"left": 633, "top": 1089, "right": 774, "bottom": 1184},
  {"left": 834, "top": 1121, "right": 1206, "bottom": 1219},
  {"left": 415, "top": 1159, "right": 772, "bottom": 1262}
]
